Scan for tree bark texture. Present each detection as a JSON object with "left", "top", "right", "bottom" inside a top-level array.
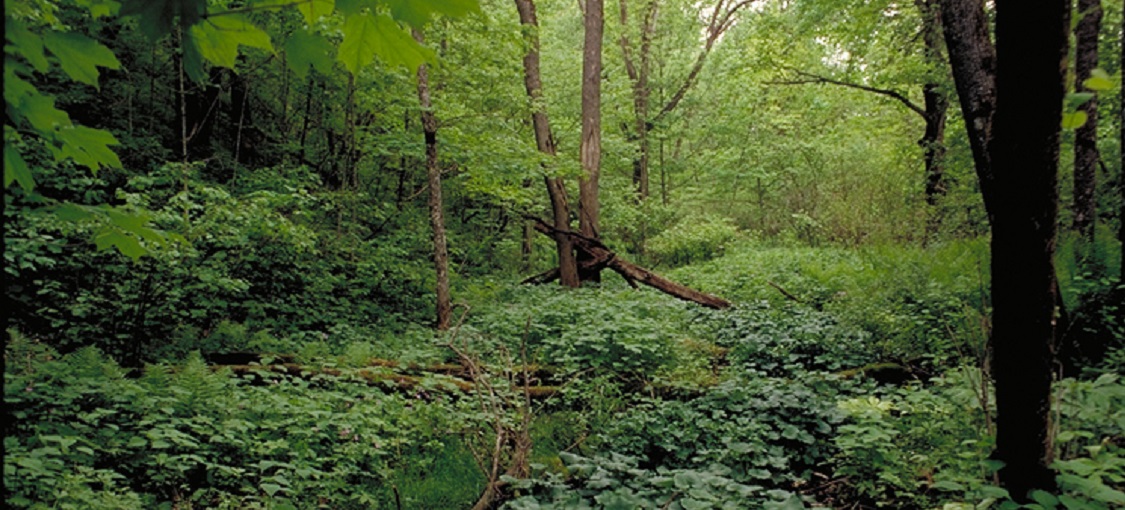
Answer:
[
  {"left": 1121, "top": 11, "right": 1125, "bottom": 274},
  {"left": 579, "top": 0, "right": 605, "bottom": 281},
  {"left": 988, "top": 0, "right": 1069, "bottom": 498},
  {"left": 515, "top": 0, "right": 580, "bottom": 288},
  {"left": 619, "top": 0, "right": 658, "bottom": 199},
  {"left": 1073, "top": 0, "right": 1102, "bottom": 240},
  {"left": 415, "top": 31, "right": 452, "bottom": 331},
  {"left": 941, "top": 0, "right": 997, "bottom": 219},
  {"left": 916, "top": 0, "right": 948, "bottom": 205}
]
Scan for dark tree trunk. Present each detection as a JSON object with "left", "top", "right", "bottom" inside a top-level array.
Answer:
[
  {"left": 941, "top": 0, "right": 997, "bottom": 220},
  {"left": 988, "top": 0, "right": 1069, "bottom": 499},
  {"left": 1073, "top": 0, "right": 1102, "bottom": 240},
  {"left": 1121, "top": 12, "right": 1125, "bottom": 274},
  {"left": 579, "top": 0, "right": 605, "bottom": 282},
  {"left": 515, "top": 0, "right": 580, "bottom": 288},
  {"left": 917, "top": 0, "right": 948, "bottom": 205},
  {"left": 414, "top": 31, "right": 452, "bottom": 331}
]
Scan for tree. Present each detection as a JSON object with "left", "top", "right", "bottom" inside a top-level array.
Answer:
[
  {"left": 578, "top": 0, "right": 605, "bottom": 281},
  {"left": 944, "top": 0, "right": 1070, "bottom": 499},
  {"left": 414, "top": 30, "right": 453, "bottom": 331},
  {"left": 1073, "top": 0, "right": 1103, "bottom": 240},
  {"left": 514, "top": 0, "right": 580, "bottom": 288}
]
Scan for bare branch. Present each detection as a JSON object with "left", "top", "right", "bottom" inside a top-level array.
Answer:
[{"left": 767, "top": 67, "right": 927, "bottom": 119}]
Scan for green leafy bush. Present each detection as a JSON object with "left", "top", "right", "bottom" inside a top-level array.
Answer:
[{"left": 648, "top": 214, "right": 742, "bottom": 267}]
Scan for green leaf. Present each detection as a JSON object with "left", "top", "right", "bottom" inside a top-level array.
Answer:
[
  {"left": 94, "top": 229, "right": 147, "bottom": 260},
  {"left": 4, "top": 65, "right": 37, "bottom": 107},
  {"left": 261, "top": 482, "right": 283, "bottom": 497},
  {"left": 387, "top": 0, "right": 480, "bottom": 28},
  {"left": 51, "top": 125, "right": 122, "bottom": 170},
  {"left": 296, "top": 0, "right": 334, "bottom": 23},
  {"left": 1083, "top": 69, "right": 1114, "bottom": 91},
  {"left": 120, "top": 0, "right": 205, "bottom": 40},
  {"left": 1029, "top": 490, "right": 1059, "bottom": 508},
  {"left": 187, "top": 15, "right": 273, "bottom": 71},
  {"left": 19, "top": 94, "right": 72, "bottom": 133},
  {"left": 55, "top": 203, "right": 96, "bottom": 222},
  {"left": 334, "top": 0, "right": 374, "bottom": 16},
  {"left": 4, "top": 143, "right": 34, "bottom": 192},
  {"left": 284, "top": 30, "right": 335, "bottom": 78},
  {"left": 1062, "top": 111, "right": 1088, "bottom": 130},
  {"left": 1066, "top": 92, "right": 1095, "bottom": 108},
  {"left": 41, "top": 32, "right": 121, "bottom": 88},
  {"left": 6, "top": 19, "right": 50, "bottom": 72}
]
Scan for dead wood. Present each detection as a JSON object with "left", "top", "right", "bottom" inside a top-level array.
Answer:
[{"left": 528, "top": 219, "right": 732, "bottom": 309}]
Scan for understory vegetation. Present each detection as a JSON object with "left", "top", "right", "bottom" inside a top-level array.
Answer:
[
  {"left": 7, "top": 237, "right": 1125, "bottom": 509},
  {"left": 5, "top": 0, "right": 1125, "bottom": 508}
]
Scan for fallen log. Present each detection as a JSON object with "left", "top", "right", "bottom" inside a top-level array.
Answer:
[{"left": 529, "top": 220, "right": 732, "bottom": 309}]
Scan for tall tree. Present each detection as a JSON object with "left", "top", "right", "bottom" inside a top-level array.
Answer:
[
  {"left": 945, "top": 0, "right": 1070, "bottom": 499},
  {"left": 515, "top": 0, "right": 580, "bottom": 287},
  {"left": 414, "top": 30, "right": 452, "bottom": 331},
  {"left": 1073, "top": 0, "right": 1103, "bottom": 240},
  {"left": 579, "top": 0, "right": 605, "bottom": 281}
]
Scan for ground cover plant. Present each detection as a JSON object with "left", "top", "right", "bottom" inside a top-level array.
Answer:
[{"left": 5, "top": 0, "right": 1125, "bottom": 507}]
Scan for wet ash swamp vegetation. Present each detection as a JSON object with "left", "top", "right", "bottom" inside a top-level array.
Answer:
[{"left": 4, "top": 0, "right": 1125, "bottom": 508}]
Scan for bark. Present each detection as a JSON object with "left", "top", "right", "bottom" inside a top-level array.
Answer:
[
  {"left": 619, "top": 0, "right": 658, "bottom": 198},
  {"left": 515, "top": 0, "right": 580, "bottom": 288},
  {"left": 579, "top": 0, "right": 605, "bottom": 282},
  {"left": 531, "top": 220, "right": 731, "bottom": 308},
  {"left": 415, "top": 31, "right": 452, "bottom": 331},
  {"left": 1073, "top": 0, "right": 1102, "bottom": 240},
  {"left": 1121, "top": 12, "right": 1125, "bottom": 274},
  {"left": 917, "top": 0, "right": 949, "bottom": 205},
  {"left": 940, "top": 0, "right": 997, "bottom": 220},
  {"left": 988, "top": 0, "right": 1068, "bottom": 499}
]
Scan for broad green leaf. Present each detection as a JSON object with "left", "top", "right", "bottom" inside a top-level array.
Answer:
[
  {"left": 120, "top": 0, "right": 205, "bottom": 40},
  {"left": 370, "top": 14, "right": 433, "bottom": 70},
  {"left": 4, "top": 65, "right": 37, "bottom": 107},
  {"left": 4, "top": 143, "right": 34, "bottom": 192},
  {"left": 55, "top": 203, "right": 95, "bottom": 222},
  {"left": 52, "top": 125, "right": 122, "bottom": 170},
  {"left": 1062, "top": 111, "right": 1088, "bottom": 130},
  {"left": 261, "top": 482, "right": 283, "bottom": 497},
  {"left": 94, "top": 228, "right": 147, "bottom": 260},
  {"left": 187, "top": 15, "right": 273, "bottom": 71},
  {"left": 387, "top": 0, "right": 479, "bottom": 28},
  {"left": 1029, "top": 490, "right": 1059, "bottom": 508},
  {"left": 1083, "top": 69, "right": 1114, "bottom": 91},
  {"left": 20, "top": 94, "right": 72, "bottom": 133},
  {"left": 1066, "top": 92, "right": 1095, "bottom": 108},
  {"left": 334, "top": 0, "right": 374, "bottom": 16},
  {"left": 41, "top": 32, "right": 121, "bottom": 88},
  {"left": 338, "top": 13, "right": 380, "bottom": 75},
  {"left": 284, "top": 30, "right": 335, "bottom": 78},
  {"left": 296, "top": 0, "right": 334, "bottom": 23},
  {"left": 5, "top": 19, "right": 49, "bottom": 72}
]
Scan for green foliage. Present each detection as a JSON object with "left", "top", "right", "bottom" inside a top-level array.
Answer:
[{"left": 647, "top": 214, "right": 743, "bottom": 267}]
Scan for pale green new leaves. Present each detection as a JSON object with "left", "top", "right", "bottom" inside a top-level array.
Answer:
[
  {"left": 1083, "top": 68, "right": 1115, "bottom": 92},
  {"left": 338, "top": 12, "right": 434, "bottom": 75},
  {"left": 1063, "top": 68, "right": 1117, "bottom": 129},
  {"left": 296, "top": 0, "right": 334, "bottom": 23}
]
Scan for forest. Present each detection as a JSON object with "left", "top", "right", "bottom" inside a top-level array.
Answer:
[{"left": 3, "top": 0, "right": 1125, "bottom": 508}]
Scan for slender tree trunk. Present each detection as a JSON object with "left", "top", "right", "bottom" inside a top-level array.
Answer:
[
  {"left": 414, "top": 31, "right": 452, "bottom": 331},
  {"left": 917, "top": 0, "right": 948, "bottom": 205},
  {"left": 988, "top": 0, "right": 1069, "bottom": 499},
  {"left": 620, "top": 0, "right": 658, "bottom": 199},
  {"left": 1073, "top": 0, "right": 1102, "bottom": 240},
  {"left": 1121, "top": 12, "right": 1125, "bottom": 274},
  {"left": 579, "top": 0, "right": 605, "bottom": 282},
  {"left": 515, "top": 0, "right": 580, "bottom": 288},
  {"left": 941, "top": 0, "right": 997, "bottom": 220}
]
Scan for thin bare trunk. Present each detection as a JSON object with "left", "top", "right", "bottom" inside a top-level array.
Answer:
[
  {"left": 1073, "top": 0, "right": 1102, "bottom": 240},
  {"left": 579, "top": 0, "right": 605, "bottom": 281},
  {"left": 515, "top": 0, "right": 580, "bottom": 287},
  {"left": 414, "top": 30, "right": 452, "bottom": 331}
]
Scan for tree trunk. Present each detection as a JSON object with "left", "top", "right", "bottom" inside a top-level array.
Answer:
[
  {"left": 916, "top": 0, "right": 948, "bottom": 205},
  {"left": 620, "top": 0, "right": 658, "bottom": 199},
  {"left": 988, "top": 0, "right": 1068, "bottom": 499},
  {"left": 515, "top": 0, "right": 580, "bottom": 288},
  {"left": 1121, "top": 11, "right": 1125, "bottom": 274},
  {"left": 579, "top": 0, "right": 605, "bottom": 282},
  {"left": 415, "top": 31, "right": 452, "bottom": 331},
  {"left": 1073, "top": 0, "right": 1102, "bottom": 240},
  {"left": 940, "top": 0, "right": 997, "bottom": 220}
]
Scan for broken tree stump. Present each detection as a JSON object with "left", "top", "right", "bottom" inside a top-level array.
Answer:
[{"left": 528, "top": 219, "right": 732, "bottom": 309}]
